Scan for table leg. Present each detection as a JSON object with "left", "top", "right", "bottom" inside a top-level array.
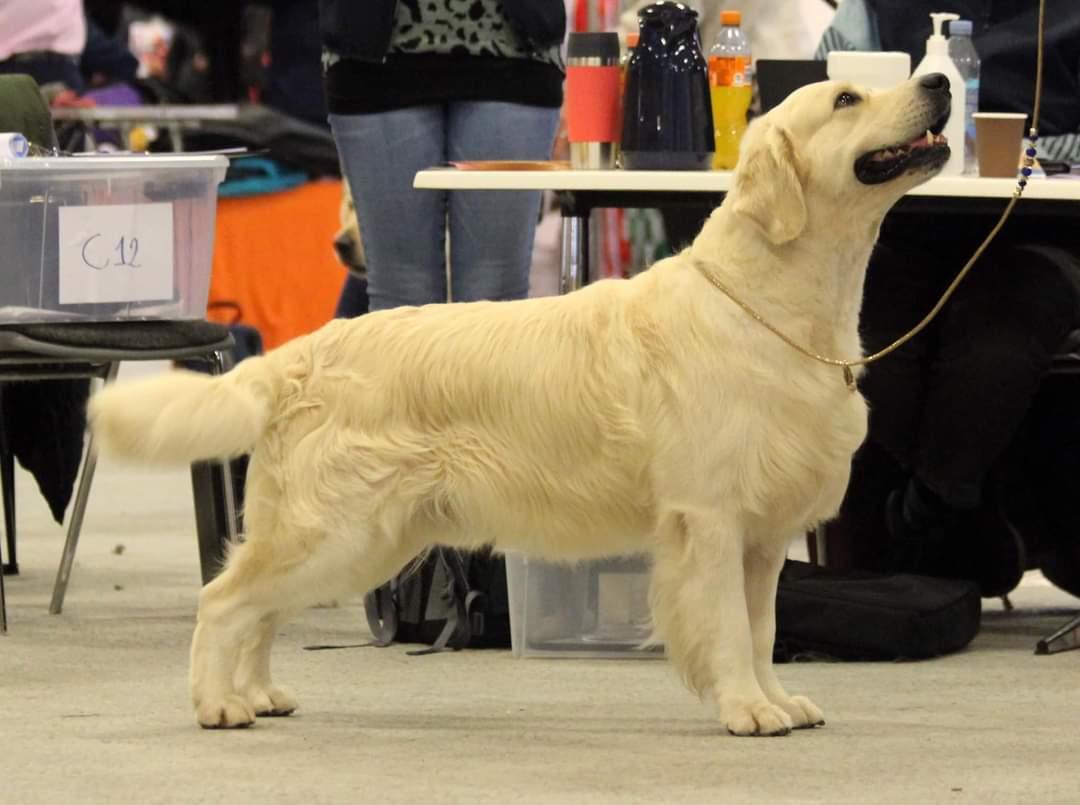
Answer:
[
  {"left": 169, "top": 123, "right": 184, "bottom": 153},
  {"left": 560, "top": 213, "right": 590, "bottom": 294}
]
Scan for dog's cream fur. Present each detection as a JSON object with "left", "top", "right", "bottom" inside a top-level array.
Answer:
[{"left": 89, "top": 78, "right": 948, "bottom": 734}]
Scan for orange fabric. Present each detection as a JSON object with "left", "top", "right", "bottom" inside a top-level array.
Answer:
[{"left": 208, "top": 179, "right": 347, "bottom": 350}]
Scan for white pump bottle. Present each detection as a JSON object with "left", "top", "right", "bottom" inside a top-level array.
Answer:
[{"left": 911, "top": 12, "right": 965, "bottom": 176}]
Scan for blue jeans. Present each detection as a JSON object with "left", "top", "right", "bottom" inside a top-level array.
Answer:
[{"left": 330, "top": 102, "right": 560, "bottom": 314}]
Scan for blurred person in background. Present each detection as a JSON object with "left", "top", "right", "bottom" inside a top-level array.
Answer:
[
  {"left": 1, "top": 0, "right": 138, "bottom": 107},
  {"left": 0, "top": 0, "right": 88, "bottom": 92},
  {"left": 320, "top": 0, "right": 565, "bottom": 316},
  {"left": 816, "top": 0, "right": 1080, "bottom": 598}
]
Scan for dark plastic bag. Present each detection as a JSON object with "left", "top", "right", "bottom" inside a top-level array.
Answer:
[{"left": 775, "top": 560, "right": 981, "bottom": 662}]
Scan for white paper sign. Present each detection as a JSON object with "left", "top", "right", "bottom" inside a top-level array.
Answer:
[{"left": 58, "top": 203, "right": 174, "bottom": 305}]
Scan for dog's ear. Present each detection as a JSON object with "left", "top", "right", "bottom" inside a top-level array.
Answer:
[{"left": 729, "top": 121, "right": 807, "bottom": 245}]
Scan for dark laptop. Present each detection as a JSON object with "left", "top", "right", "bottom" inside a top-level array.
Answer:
[{"left": 756, "top": 59, "right": 829, "bottom": 112}]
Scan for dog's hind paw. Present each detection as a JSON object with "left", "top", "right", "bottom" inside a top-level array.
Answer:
[
  {"left": 196, "top": 694, "right": 256, "bottom": 729},
  {"left": 241, "top": 684, "right": 298, "bottom": 717},
  {"left": 780, "top": 694, "right": 825, "bottom": 729},
  {"left": 722, "top": 699, "right": 794, "bottom": 737}
]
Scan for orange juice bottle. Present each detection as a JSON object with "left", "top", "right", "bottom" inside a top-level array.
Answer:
[{"left": 708, "top": 10, "right": 752, "bottom": 170}]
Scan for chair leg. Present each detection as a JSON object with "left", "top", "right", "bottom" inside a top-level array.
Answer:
[
  {"left": 1035, "top": 613, "right": 1080, "bottom": 655},
  {"left": 1, "top": 430, "right": 16, "bottom": 576},
  {"left": 0, "top": 516, "right": 7, "bottom": 633},
  {"left": 49, "top": 362, "right": 119, "bottom": 615},
  {"left": 190, "top": 349, "right": 239, "bottom": 585}
]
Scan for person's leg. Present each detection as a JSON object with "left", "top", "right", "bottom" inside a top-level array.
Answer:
[
  {"left": 329, "top": 107, "right": 448, "bottom": 311},
  {"left": 858, "top": 237, "right": 942, "bottom": 469},
  {"left": 846, "top": 233, "right": 941, "bottom": 567},
  {"left": 916, "top": 243, "right": 1079, "bottom": 508},
  {"left": 334, "top": 275, "right": 370, "bottom": 319},
  {"left": 446, "top": 102, "right": 560, "bottom": 302},
  {"left": 885, "top": 243, "right": 1077, "bottom": 594}
]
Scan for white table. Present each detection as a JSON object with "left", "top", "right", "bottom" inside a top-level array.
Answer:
[{"left": 415, "top": 168, "right": 1080, "bottom": 292}]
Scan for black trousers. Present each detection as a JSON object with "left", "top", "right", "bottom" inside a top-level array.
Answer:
[{"left": 859, "top": 214, "right": 1080, "bottom": 509}]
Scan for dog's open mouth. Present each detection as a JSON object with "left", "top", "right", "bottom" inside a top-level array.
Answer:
[{"left": 855, "top": 113, "right": 951, "bottom": 185}]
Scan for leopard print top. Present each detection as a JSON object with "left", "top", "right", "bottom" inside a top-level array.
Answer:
[
  {"left": 323, "top": 0, "right": 564, "bottom": 114},
  {"left": 325, "top": 0, "right": 561, "bottom": 69},
  {"left": 390, "top": 0, "right": 558, "bottom": 62}
]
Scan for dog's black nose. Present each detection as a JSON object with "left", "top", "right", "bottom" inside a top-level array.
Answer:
[
  {"left": 333, "top": 236, "right": 353, "bottom": 263},
  {"left": 919, "top": 72, "right": 950, "bottom": 92}
]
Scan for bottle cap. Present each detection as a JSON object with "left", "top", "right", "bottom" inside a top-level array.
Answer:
[
  {"left": 949, "top": 19, "right": 973, "bottom": 36},
  {"left": 926, "top": 12, "right": 959, "bottom": 57},
  {"left": 720, "top": 10, "right": 741, "bottom": 25},
  {"left": 0, "top": 132, "right": 29, "bottom": 158}
]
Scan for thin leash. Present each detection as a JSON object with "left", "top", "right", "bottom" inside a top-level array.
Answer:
[{"left": 695, "top": 0, "right": 1047, "bottom": 392}]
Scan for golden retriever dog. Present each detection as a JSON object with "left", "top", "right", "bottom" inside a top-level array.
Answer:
[
  {"left": 332, "top": 180, "right": 366, "bottom": 279},
  {"left": 89, "top": 75, "right": 952, "bottom": 734}
]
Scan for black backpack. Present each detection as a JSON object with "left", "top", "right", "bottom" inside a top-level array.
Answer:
[{"left": 364, "top": 547, "right": 511, "bottom": 654}]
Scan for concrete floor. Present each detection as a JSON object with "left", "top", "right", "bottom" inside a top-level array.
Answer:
[{"left": 2, "top": 370, "right": 1078, "bottom": 804}]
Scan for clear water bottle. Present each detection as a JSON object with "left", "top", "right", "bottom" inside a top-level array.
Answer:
[
  {"left": 948, "top": 20, "right": 980, "bottom": 175},
  {"left": 708, "top": 10, "right": 753, "bottom": 170}
]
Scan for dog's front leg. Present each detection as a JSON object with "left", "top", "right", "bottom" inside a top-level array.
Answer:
[
  {"left": 651, "top": 510, "right": 793, "bottom": 736},
  {"left": 745, "top": 546, "right": 825, "bottom": 729}
]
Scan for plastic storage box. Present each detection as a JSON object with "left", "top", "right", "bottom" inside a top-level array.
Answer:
[
  {"left": 506, "top": 554, "right": 662, "bottom": 658},
  {"left": 0, "top": 154, "right": 228, "bottom": 323}
]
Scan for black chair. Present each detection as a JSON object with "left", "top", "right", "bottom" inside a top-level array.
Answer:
[
  {"left": 0, "top": 323, "right": 240, "bottom": 632},
  {"left": 0, "top": 75, "right": 239, "bottom": 632}
]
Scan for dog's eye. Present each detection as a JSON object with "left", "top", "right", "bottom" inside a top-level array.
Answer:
[{"left": 834, "top": 91, "right": 861, "bottom": 109}]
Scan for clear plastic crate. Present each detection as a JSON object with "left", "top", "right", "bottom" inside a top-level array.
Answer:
[
  {"left": 506, "top": 553, "right": 662, "bottom": 658},
  {"left": 0, "top": 154, "right": 227, "bottom": 323}
]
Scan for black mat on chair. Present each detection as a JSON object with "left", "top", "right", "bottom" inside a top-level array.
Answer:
[{"left": 0, "top": 320, "right": 230, "bottom": 352}]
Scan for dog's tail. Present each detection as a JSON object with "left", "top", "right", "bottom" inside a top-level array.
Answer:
[{"left": 88, "top": 357, "right": 276, "bottom": 465}]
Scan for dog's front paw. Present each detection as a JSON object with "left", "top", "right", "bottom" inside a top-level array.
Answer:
[
  {"left": 721, "top": 699, "right": 794, "bottom": 737},
  {"left": 196, "top": 694, "right": 256, "bottom": 729},
  {"left": 240, "top": 684, "right": 298, "bottom": 717},
  {"left": 777, "top": 694, "right": 825, "bottom": 729}
]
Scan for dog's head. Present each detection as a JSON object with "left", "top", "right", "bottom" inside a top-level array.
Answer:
[
  {"left": 333, "top": 182, "right": 367, "bottom": 279},
  {"left": 730, "top": 74, "right": 952, "bottom": 244}
]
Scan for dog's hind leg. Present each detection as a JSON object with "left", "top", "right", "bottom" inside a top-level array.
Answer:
[
  {"left": 191, "top": 533, "right": 349, "bottom": 728},
  {"left": 745, "top": 546, "right": 826, "bottom": 729},
  {"left": 233, "top": 613, "right": 297, "bottom": 717},
  {"left": 190, "top": 543, "right": 267, "bottom": 729},
  {"left": 190, "top": 522, "right": 422, "bottom": 729},
  {"left": 650, "top": 509, "right": 794, "bottom": 737}
]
